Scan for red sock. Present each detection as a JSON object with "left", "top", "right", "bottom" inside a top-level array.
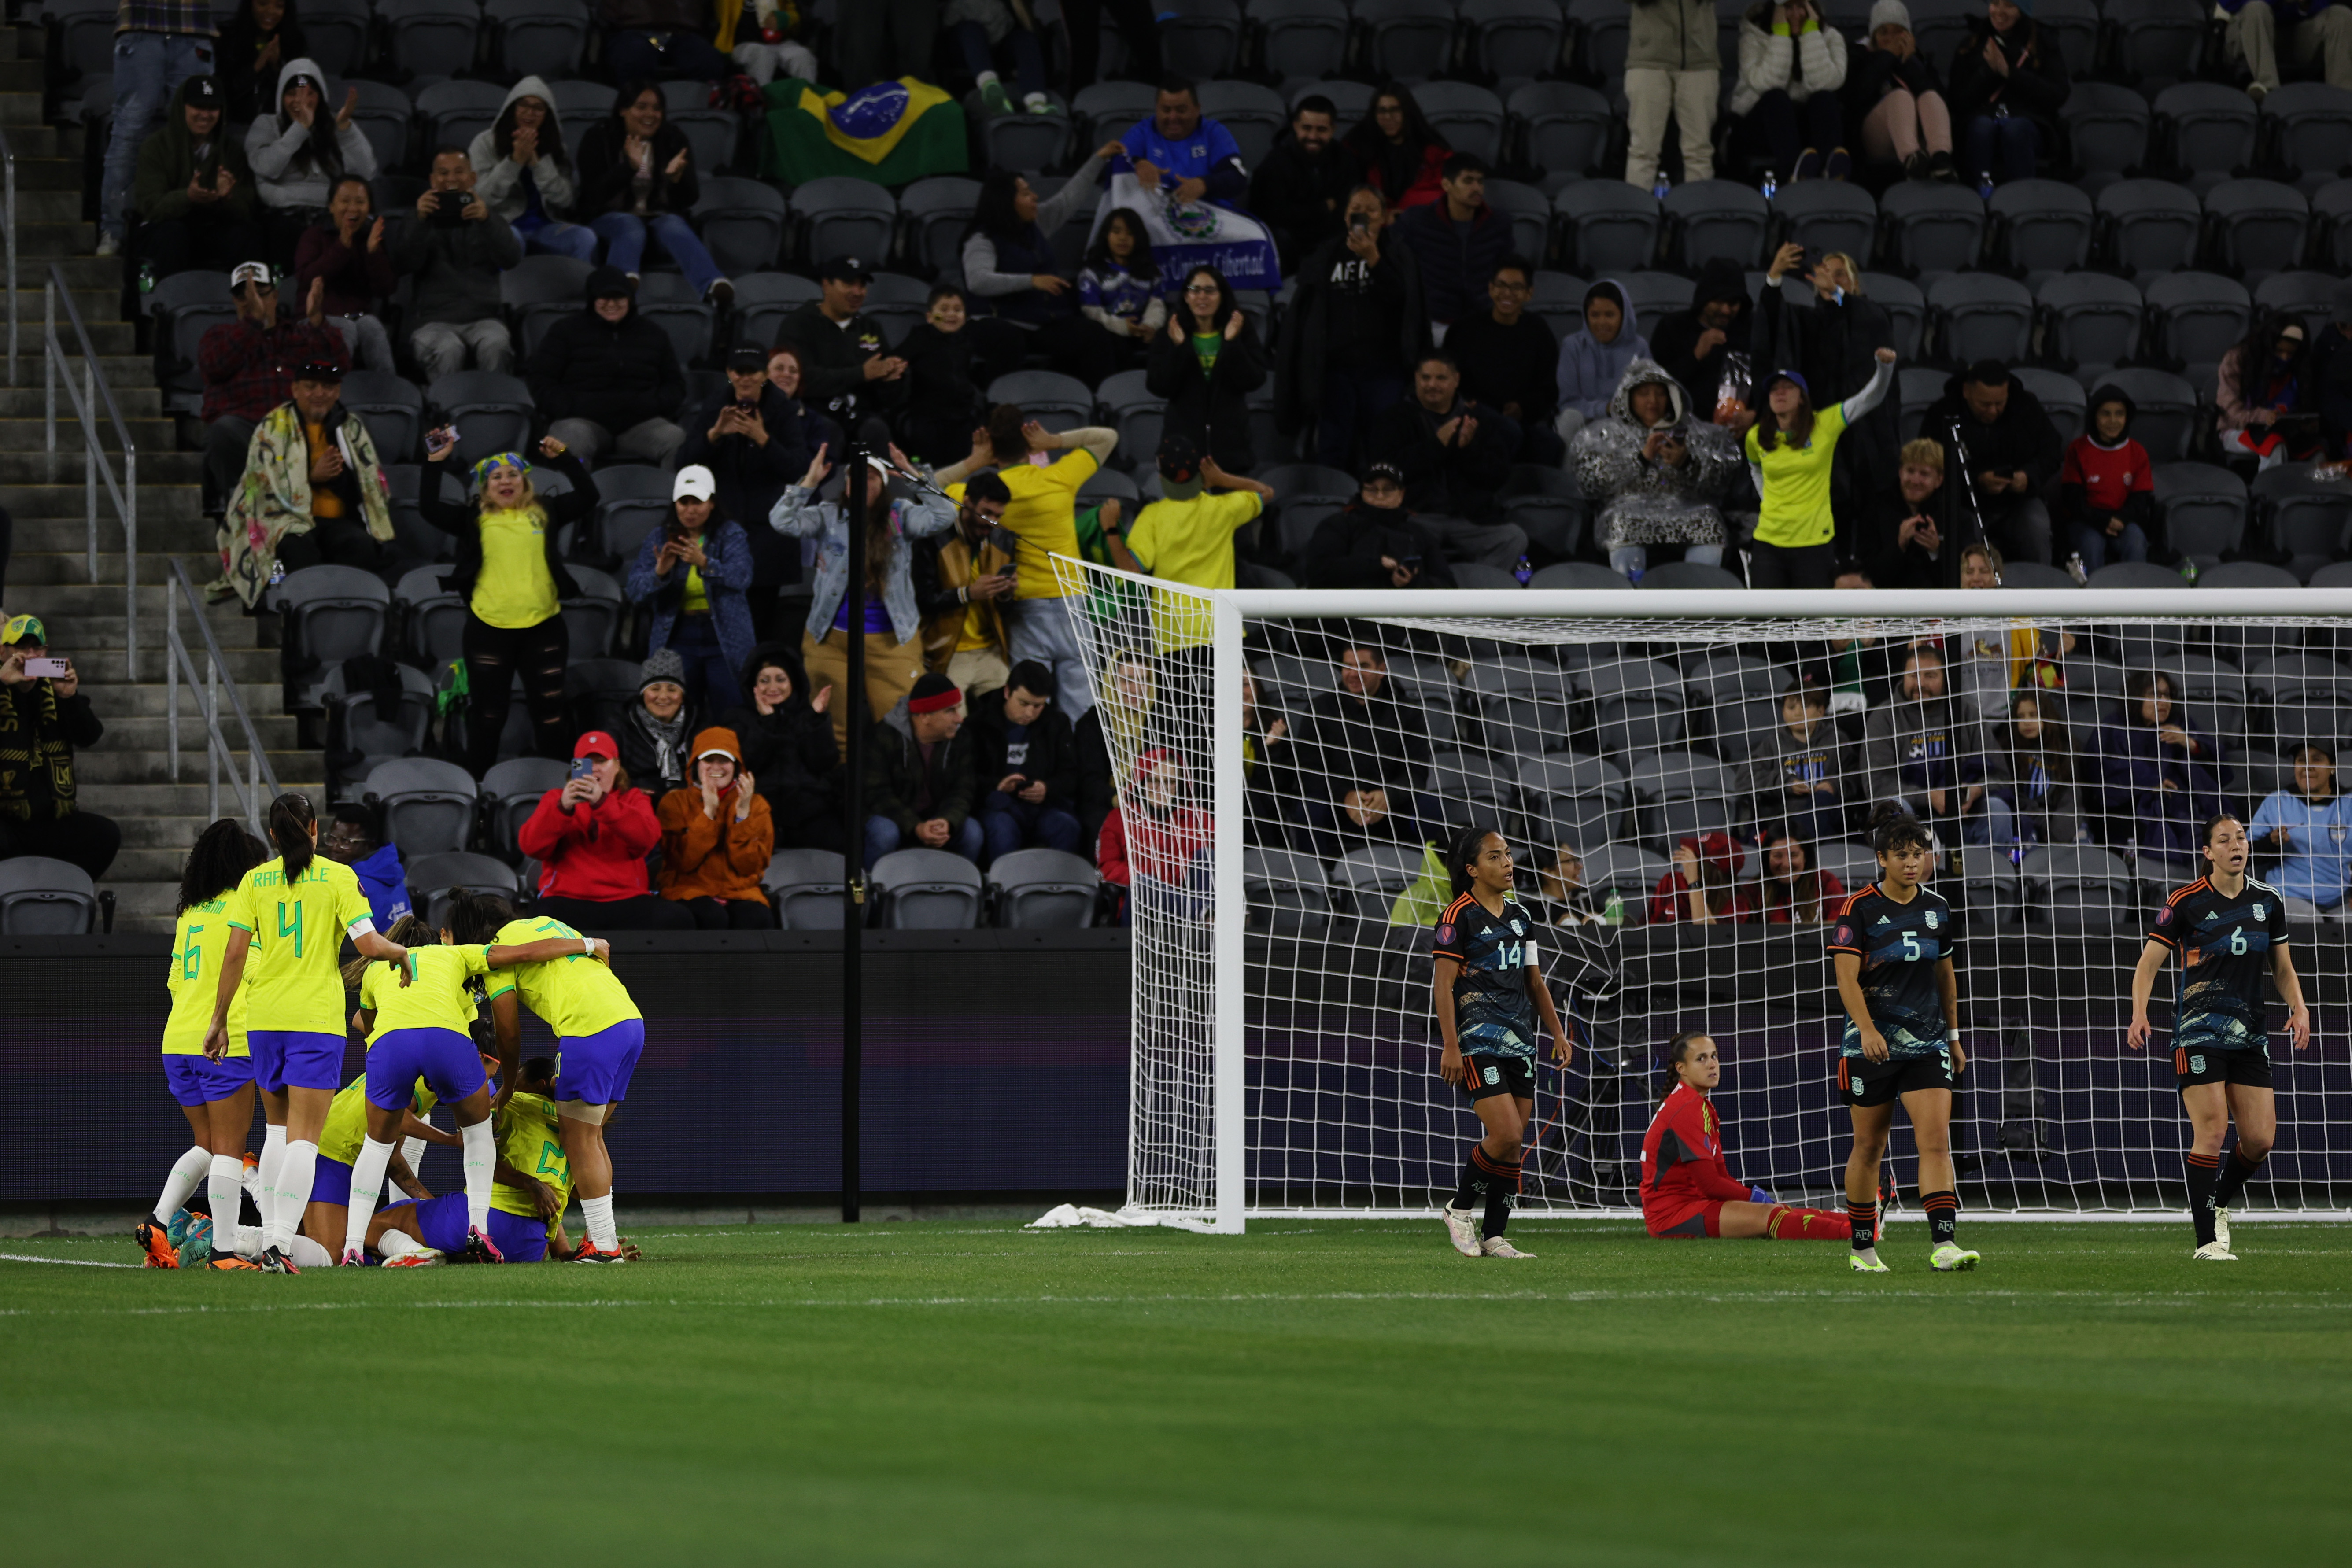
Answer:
[{"left": 1765, "top": 1205, "right": 1854, "bottom": 1241}]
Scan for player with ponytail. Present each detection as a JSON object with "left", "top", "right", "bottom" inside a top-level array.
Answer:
[
  {"left": 1640, "top": 1032, "right": 1851, "bottom": 1241},
  {"left": 203, "top": 792, "right": 410, "bottom": 1272}
]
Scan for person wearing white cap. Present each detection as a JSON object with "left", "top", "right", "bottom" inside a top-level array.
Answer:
[
  {"left": 628, "top": 465, "right": 759, "bottom": 716},
  {"left": 1847, "top": 1, "right": 1957, "bottom": 181},
  {"left": 196, "top": 258, "right": 345, "bottom": 516}
]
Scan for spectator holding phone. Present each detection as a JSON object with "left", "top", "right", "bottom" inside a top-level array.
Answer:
[
  {"left": 915, "top": 472, "right": 1017, "bottom": 697},
  {"left": 519, "top": 729, "right": 695, "bottom": 929},
  {"left": 0, "top": 615, "right": 119, "bottom": 881},
  {"left": 131, "top": 76, "right": 263, "bottom": 284},
  {"left": 677, "top": 347, "right": 820, "bottom": 640},
  {"left": 1860, "top": 438, "right": 1953, "bottom": 589},
  {"left": 628, "top": 465, "right": 758, "bottom": 717},
  {"left": 393, "top": 145, "right": 521, "bottom": 380},
  {"left": 196, "top": 260, "right": 344, "bottom": 518},
  {"left": 968, "top": 660, "right": 1081, "bottom": 863},
  {"left": 292, "top": 174, "right": 395, "bottom": 372},
  {"left": 656, "top": 727, "right": 775, "bottom": 929},
  {"left": 720, "top": 644, "right": 843, "bottom": 853},
  {"left": 865, "top": 674, "right": 983, "bottom": 869}
]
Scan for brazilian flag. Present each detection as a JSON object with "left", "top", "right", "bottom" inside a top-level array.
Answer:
[{"left": 761, "top": 77, "right": 968, "bottom": 187}]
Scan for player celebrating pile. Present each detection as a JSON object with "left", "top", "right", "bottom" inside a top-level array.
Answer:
[
  {"left": 2128, "top": 813, "right": 2311, "bottom": 1261},
  {"left": 1828, "top": 805, "right": 1977, "bottom": 1273},
  {"left": 1642, "top": 1032, "right": 1851, "bottom": 1241},
  {"left": 1433, "top": 829, "right": 1574, "bottom": 1259}
]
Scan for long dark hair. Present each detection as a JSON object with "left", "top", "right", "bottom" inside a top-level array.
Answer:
[
  {"left": 266, "top": 791, "right": 318, "bottom": 882},
  {"left": 494, "top": 87, "right": 573, "bottom": 173},
  {"left": 1757, "top": 373, "right": 1817, "bottom": 452},
  {"left": 608, "top": 78, "right": 665, "bottom": 140},
  {"left": 445, "top": 890, "right": 514, "bottom": 944},
  {"left": 177, "top": 819, "right": 270, "bottom": 915},
  {"left": 1756, "top": 829, "right": 1824, "bottom": 922},
  {"left": 342, "top": 911, "right": 431, "bottom": 988},
  {"left": 738, "top": 641, "right": 817, "bottom": 718},
  {"left": 1176, "top": 265, "right": 1238, "bottom": 336},
  {"left": 1341, "top": 81, "right": 1448, "bottom": 204},
  {"left": 1448, "top": 825, "right": 1500, "bottom": 901},
  {"left": 2225, "top": 310, "right": 2308, "bottom": 410},
  {"left": 1867, "top": 801, "right": 1932, "bottom": 857},
  {"left": 1658, "top": 1029, "right": 1711, "bottom": 1099},
  {"left": 966, "top": 169, "right": 1041, "bottom": 246},
  {"left": 275, "top": 67, "right": 345, "bottom": 179},
  {"left": 2006, "top": 690, "right": 2075, "bottom": 786},
  {"left": 2126, "top": 669, "right": 2180, "bottom": 728},
  {"left": 1083, "top": 207, "right": 1160, "bottom": 282}
]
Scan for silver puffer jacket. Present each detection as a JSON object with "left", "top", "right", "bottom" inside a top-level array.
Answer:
[{"left": 1571, "top": 358, "right": 1743, "bottom": 548}]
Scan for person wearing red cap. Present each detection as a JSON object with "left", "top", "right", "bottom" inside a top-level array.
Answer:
[
  {"left": 864, "top": 675, "right": 982, "bottom": 869},
  {"left": 517, "top": 731, "right": 694, "bottom": 930},
  {"left": 655, "top": 727, "right": 775, "bottom": 929}
]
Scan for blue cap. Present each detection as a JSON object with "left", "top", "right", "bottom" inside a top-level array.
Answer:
[{"left": 1769, "top": 368, "right": 1810, "bottom": 399}]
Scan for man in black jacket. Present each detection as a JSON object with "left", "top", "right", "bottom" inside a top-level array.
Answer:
[
  {"left": 1443, "top": 254, "right": 1561, "bottom": 465},
  {"left": 1649, "top": 257, "right": 1750, "bottom": 419},
  {"left": 864, "top": 673, "right": 982, "bottom": 868},
  {"left": 1369, "top": 352, "right": 1526, "bottom": 569},
  {"left": 679, "top": 346, "right": 817, "bottom": 639},
  {"left": 395, "top": 145, "right": 521, "bottom": 379},
  {"left": 530, "top": 266, "right": 687, "bottom": 468},
  {"left": 1391, "top": 153, "right": 1512, "bottom": 333},
  {"left": 0, "top": 615, "right": 118, "bottom": 880},
  {"left": 1298, "top": 641, "right": 1433, "bottom": 857},
  {"left": 1924, "top": 360, "right": 2060, "bottom": 567},
  {"left": 774, "top": 254, "right": 907, "bottom": 443},
  {"left": 967, "top": 660, "right": 1081, "bottom": 863},
  {"left": 1860, "top": 438, "right": 1957, "bottom": 589},
  {"left": 1248, "top": 96, "right": 1359, "bottom": 272},
  {"left": 1302, "top": 463, "right": 1459, "bottom": 589},
  {"left": 1276, "top": 185, "right": 1423, "bottom": 469}
]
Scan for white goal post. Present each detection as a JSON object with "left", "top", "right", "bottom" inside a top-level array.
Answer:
[{"left": 1054, "top": 562, "right": 2352, "bottom": 1233}]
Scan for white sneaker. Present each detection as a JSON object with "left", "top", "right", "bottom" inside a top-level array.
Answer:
[
  {"left": 2213, "top": 1206, "right": 2232, "bottom": 1252},
  {"left": 1442, "top": 1205, "right": 1482, "bottom": 1258},
  {"left": 1929, "top": 1242, "right": 1981, "bottom": 1272},
  {"left": 2193, "top": 1240, "right": 2238, "bottom": 1262},
  {"left": 1479, "top": 1236, "right": 1535, "bottom": 1259},
  {"left": 1849, "top": 1248, "right": 1890, "bottom": 1273},
  {"left": 95, "top": 232, "right": 119, "bottom": 257}
]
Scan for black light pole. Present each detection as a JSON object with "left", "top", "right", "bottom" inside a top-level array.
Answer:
[{"left": 840, "top": 439, "right": 867, "bottom": 1224}]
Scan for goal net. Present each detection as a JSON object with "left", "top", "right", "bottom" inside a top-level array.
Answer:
[{"left": 1052, "top": 559, "right": 2352, "bottom": 1230}]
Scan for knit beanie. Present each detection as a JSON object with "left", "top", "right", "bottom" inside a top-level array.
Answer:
[
  {"left": 1868, "top": 0, "right": 1910, "bottom": 30},
  {"left": 640, "top": 648, "right": 687, "bottom": 691}
]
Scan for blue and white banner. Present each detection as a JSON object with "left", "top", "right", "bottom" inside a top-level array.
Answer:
[{"left": 1087, "top": 172, "right": 1282, "bottom": 290}]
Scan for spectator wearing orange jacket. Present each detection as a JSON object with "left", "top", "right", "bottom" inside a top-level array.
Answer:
[
  {"left": 518, "top": 729, "right": 694, "bottom": 930},
  {"left": 657, "top": 727, "right": 774, "bottom": 929}
]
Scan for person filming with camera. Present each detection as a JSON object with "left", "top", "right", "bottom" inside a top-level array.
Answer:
[{"left": 393, "top": 145, "right": 521, "bottom": 379}]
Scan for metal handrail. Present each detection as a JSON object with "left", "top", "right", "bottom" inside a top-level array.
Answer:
[
  {"left": 43, "top": 264, "right": 137, "bottom": 676},
  {"left": 0, "top": 125, "right": 16, "bottom": 384},
  {"left": 165, "top": 557, "right": 280, "bottom": 832}
]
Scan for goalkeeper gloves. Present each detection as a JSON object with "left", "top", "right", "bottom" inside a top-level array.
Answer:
[{"left": 1748, "top": 1187, "right": 1774, "bottom": 1206}]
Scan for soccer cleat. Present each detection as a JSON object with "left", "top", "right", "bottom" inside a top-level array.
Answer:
[
  {"left": 2193, "top": 1240, "right": 2238, "bottom": 1262},
  {"left": 465, "top": 1225, "right": 506, "bottom": 1265},
  {"left": 571, "top": 1242, "right": 629, "bottom": 1264},
  {"left": 166, "top": 1207, "right": 197, "bottom": 1250},
  {"left": 1479, "top": 1236, "right": 1535, "bottom": 1259},
  {"left": 978, "top": 79, "right": 1014, "bottom": 117},
  {"left": 1441, "top": 1205, "right": 1483, "bottom": 1258},
  {"left": 339, "top": 1247, "right": 368, "bottom": 1267},
  {"left": 256, "top": 1245, "right": 301, "bottom": 1275},
  {"left": 208, "top": 1253, "right": 263, "bottom": 1271},
  {"left": 2213, "top": 1207, "right": 2233, "bottom": 1252},
  {"left": 178, "top": 1214, "right": 215, "bottom": 1269},
  {"left": 383, "top": 1249, "right": 444, "bottom": 1268},
  {"left": 1849, "top": 1248, "right": 1890, "bottom": 1273},
  {"left": 136, "top": 1218, "right": 181, "bottom": 1269},
  {"left": 1929, "top": 1242, "right": 1981, "bottom": 1272}
]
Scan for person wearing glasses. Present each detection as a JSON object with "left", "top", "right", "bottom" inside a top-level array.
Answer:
[
  {"left": 195, "top": 259, "right": 345, "bottom": 520},
  {"left": 1444, "top": 254, "right": 1562, "bottom": 466}
]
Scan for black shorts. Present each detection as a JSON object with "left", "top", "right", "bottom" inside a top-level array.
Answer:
[
  {"left": 1837, "top": 1051, "right": 1956, "bottom": 1108},
  {"left": 2175, "top": 1043, "right": 2273, "bottom": 1088},
  {"left": 1460, "top": 1054, "right": 1536, "bottom": 1103}
]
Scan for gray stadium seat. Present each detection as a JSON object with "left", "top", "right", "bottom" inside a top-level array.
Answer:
[
  {"left": 2253, "top": 465, "right": 2352, "bottom": 579},
  {"left": 1244, "top": 846, "right": 1331, "bottom": 936},
  {"left": 276, "top": 564, "right": 390, "bottom": 673},
  {"left": 148, "top": 269, "right": 235, "bottom": 418},
  {"left": 1557, "top": 180, "right": 1660, "bottom": 275},
  {"left": 2020, "top": 844, "right": 2137, "bottom": 930},
  {"left": 692, "top": 177, "right": 790, "bottom": 276},
  {"left": 1682, "top": 651, "right": 1775, "bottom": 708},
  {"left": 479, "top": 756, "right": 568, "bottom": 860},
  {"left": 1289, "top": 77, "right": 1376, "bottom": 131},
  {"left": 382, "top": 0, "right": 484, "bottom": 82},
  {"left": 1529, "top": 561, "right": 1630, "bottom": 591},
  {"left": 2090, "top": 368, "right": 2199, "bottom": 463},
  {"left": 1620, "top": 270, "right": 1694, "bottom": 324},
  {"left": 1868, "top": 274, "right": 1927, "bottom": 361},
  {"left": 2259, "top": 82, "right": 2352, "bottom": 190},
  {"left": 1878, "top": 182, "right": 1986, "bottom": 276},
  {"left": 1770, "top": 181, "right": 1876, "bottom": 266},
  {"left": 2204, "top": 180, "right": 2311, "bottom": 284},
  {"left": 1501, "top": 464, "right": 1582, "bottom": 557},
  {"left": 764, "top": 849, "right": 847, "bottom": 929},
  {"left": 587, "top": 465, "right": 678, "bottom": 565},
  {"left": 2014, "top": 367, "right": 2086, "bottom": 446},
  {"left": 2060, "top": 81, "right": 2151, "bottom": 191},
  {"left": 1510, "top": 81, "right": 1613, "bottom": 178},
  {"left": 1529, "top": 269, "right": 1591, "bottom": 337},
  {"left": 1898, "top": 365, "right": 1948, "bottom": 440},
  {"left": 0, "top": 857, "right": 98, "bottom": 934},
  {"left": 417, "top": 80, "right": 506, "bottom": 157},
  {"left": 1663, "top": 179, "right": 1770, "bottom": 272},
  {"left": 394, "top": 564, "right": 467, "bottom": 666},
  {"left": 2256, "top": 269, "right": 2341, "bottom": 338},
  {"left": 426, "top": 371, "right": 535, "bottom": 468},
  {"left": 731, "top": 271, "right": 823, "bottom": 352},
  {"left": 987, "top": 848, "right": 1100, "bottom": 928},
  {"left": 1197, "top": 80, "right": 1288, "bottom": 169},
  {"left": 1639, "top": 561, "right": 1743, "bottom": 590},
  {"left": 559, "top": 565, "right": 624, "bottom": 661},
  {"left": 2036, "top": 272, "right": 2143, "bottom": 373},
  {"left": 1956, "top": 845, "right": 2023, "bottom": 925},
  {"left": 898, "top": 177, "right": 982, "bottom": 277},
  {"left": 1578, "top": 842, "right": 1665, "bottom": 922},
  {"left": 2096, "top": 178, "right": 2203, "bottom": 280},
  {"left": 366, "top": 757, "right": 480, "bottom": 859},
  {"left": 2144, "top": 272, "right": 2252, "bottom": 373},
  {"left": 1159, "top": 0, "right": 1244, "bottom": 77},
  {"left": 1488, "top": 179, "right": 1556, "bottom": 269},
  {"left": 1589, "top": 658, "right": 1687, "bottom": 755},
  {"left": 550, "top": 79, "right": 614, "bottom": 162},
  {"left": 1074, "top": 81, "right": 1156, "bottom": 148},
  {"left": 873, "top": 848, "right": 984, "bottom": 928},
  {"left": 1357, "top": 0, "right": 1462, "bottom": 83},
  {"left": 1465, "top": 0, "right": 1569, "bottom": 84},
  {"left": 790, "top": 176, "right": 898, "bottom": 267},
  {"left": 563, "top": 657, "right": 644, "bottom": 738},
  {"left": 1986, "top": 178, "right": 2094, "bottom": 275},
  {"left": 1929, "top": 272, "right": 2034, "bottom": 364},
  {"left": 1329, "top": 844, "right": 1426, "bottom": 919},
  {"left": 627, "top": 271, "right": 716, "bottom": 365},
  {"left": 987, "top": 369, "right": 1095, "bottom": 431},
  {"left": 406, "top": 852, "right": 522, "bottom": 931},
  {"left": 2154, "top": 83, "right": 2258, "bottom": 192},
  {"left": 2106, "top": 0, "right": 2209, "bottom": 88},
  {"left": 501, "top": 252, "right": 594, "bottom": 365},
  {"left": 344, "top": 79, "right": 414, "bottom": 176},
  {"left": 1518, "top": 753, "right": 1630, "bottom": 852},
  {"left": 1251, "top": 0, "right": 1351, "bottom": 86},
  {"left": 671, "top": 104, "right": 741, "bottom": 177},
  {"left": 1415, "top": 81, "right": 1510, "bottom": 166},
  {"left": 2154, "top": 463, "right": 2249, "bottom": 567},
  {"left": 859, "top": 271, "right": 931, "bottom": 346},
  {"left": 2314, "top": 181, "right": 2352, "bottom": 270},
  {"left": 489, "top": 0, "right": 591, "bottom": 79},
  {"left": 341, "top": 371, "right": 425, "bottom": 466},
  {"left": 1998, "top": 560, "right": 2080, "bottom": 589},
  {"left": 1453, "top": 562, "right": 1526, "bottom": 590},
  {"left": 1569, "top": 0, "right": 1632, "bottom": 78},
  {"left": 315, "top": 664, "right": 437, "bottom": 791}
]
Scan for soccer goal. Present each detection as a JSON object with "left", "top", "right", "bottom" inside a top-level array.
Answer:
[{"left": 1052, "top": 557, "right": 2352, "bottom": 1232}]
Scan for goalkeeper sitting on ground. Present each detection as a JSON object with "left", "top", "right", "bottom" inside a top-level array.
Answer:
[{"left": 1642, "top": 1032, "right": 1851, "bottom": 1241}]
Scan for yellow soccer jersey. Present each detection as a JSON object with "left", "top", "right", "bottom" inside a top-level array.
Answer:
[
  {"left": 317, "top": 1075, "right": 439, "bottom": 1166},
  {"left": 358, "top": 944, "right": 492, "bottom": 1042},
  {"left": 489, "top": 1092, "right": 572, "bottom": 1221},
  {"left": 492, "top": 917, "right": 640, "bottom": 1040},
  {"left": 164, "top": 898, "right": 251, "bottom": 1057},
  {"left": 224, "top": 857, "right": 377, "bottom": 1036}
]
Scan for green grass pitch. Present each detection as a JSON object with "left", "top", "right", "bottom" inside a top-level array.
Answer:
[{"left": 5, "top": 1219, "right": 2350, "bottom": 1565}]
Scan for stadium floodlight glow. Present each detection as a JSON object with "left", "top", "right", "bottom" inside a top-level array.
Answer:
[{"left": 1056, "top": 557, "right": 2352, "bottom": 1234}]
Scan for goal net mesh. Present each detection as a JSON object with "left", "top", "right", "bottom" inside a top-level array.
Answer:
[{"left": 1053, "top": 559, "right": 2352, "bottom": 1221}]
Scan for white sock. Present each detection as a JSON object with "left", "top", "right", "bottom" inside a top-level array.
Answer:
[
  {"left": 976, "top": 68, "right": 1000, "bottom": 86},
  {"left": 377, "top": 1227, "right": 428, "bottom": 1260},
  {"left": 207, "top": 1155, "right": 251, "bottom": 1256},
  {"left": 266, "top": 1140, "right": 318, "bottom": 1253},
  {"left": 241, "top": 1160, "right": 262, "bottom": 1200},
  {"left": 287, "top": 1234, "right": 334, "bottom": 1270},
  {"left": 154, "top": 1145, "right": 210, "bottom": 1224},
  {"left": 460, "top": 1121, "right": 495, "bottom": 1234},
  {"left": 346, "top": 1137, "right": 397, "bottom": 1257},
  {"left": 1024, "top": 92, "right": 1051, "bottom": 112},
  {"left": 395, "top": 1136, "right": 428, "bottom": 1201},
  {"left": 258, "top": 1125, "right": 287, "bottom": 1233},
  {"left": 581, "top": 1194, "right": 617, "bottom": 1252}
]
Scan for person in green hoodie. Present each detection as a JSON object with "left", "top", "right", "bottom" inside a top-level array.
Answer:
[{"left": 132, "top": 74, "right": 262, "bottom": 281}]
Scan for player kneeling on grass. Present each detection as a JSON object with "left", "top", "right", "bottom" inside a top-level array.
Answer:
[
  {"left": 339, "top": 905, "right": 612, "bottom": 1266},
  {"left": 1433, "top": 827, "right": 1574, "bottom": 1260},
  {"left": 1642, "top": 1032, "right": 1851, "bottom": 1241},
  {"left": 1830, "top": 804, "right": 1978, "bottom": 1274},
  {"left": 2128, "top": 812, "right": 2311, "bottom": 1261},
  {"left": 269, "top": 1063, "right": 454, "bottom": 1270}
]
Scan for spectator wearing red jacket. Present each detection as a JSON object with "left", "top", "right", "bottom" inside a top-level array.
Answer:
[
  {"left": 1642, "top": 1032, "right": 1851, "bottom": 1240},
  {"left": 517, "top": 729, "right": 694, "bottom": 930},
  {"left": 1649, "top": 831, "right": 1751, "bottom": 926},
  {"left": 1098, "top": 747, "right": 1212, "bottom": 925}
]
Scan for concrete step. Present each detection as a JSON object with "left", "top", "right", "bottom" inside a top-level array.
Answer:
[
  {"left": 5, "top": 490, "right": 210, "bottom": 530},
  {"left": 77, "top": 747, "right": 324, "bottom": 786},
  {"left": 21, "top": 257, "right": 127, "bottom": 293},
  {"left": 2, "top": 313, "right": 138, "bottom": 356},
  {"left": 12, "top": 577, "right": 264, "bottom": 617},
  {"left": 0, "top": 413, "right": 185, "bottom": 451},
  {"left": 3, "top": 157, "right": 81, "bottom": 193},
  {"left": 78, "top": 782, "right": 326, "bottom": 819},
  {"left": 16, "top": 221, "right": 112, "bottom": 260},
  {"left": 3, "top": 548, "right": 220, "bottom": 586},
  {"left": 58, "top": 680, "right": 288, "bottom": 720},
  {"left": 0, "top": 448, "right": 199, "bottom": 484},
  {"left": 0, "top": 383, "right": 163, "bottom": 419},
  {"left": 110, "top": 807, "right": 294, "bottom": 849},
  {"left": 63, "top": 642, "right": 283, "bottom": 685},
  {"left": 83, "top": 712, "right": 304, "bottom": 750}
]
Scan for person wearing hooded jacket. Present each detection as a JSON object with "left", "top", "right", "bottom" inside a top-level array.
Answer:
[
  {"left": 1750, "top": 243, "right": 1901, "bottom": 533},
  {"left": 656, "top": 726, "right": 776, "bottom": 929},
  {"left": 1554, "top": 280, "right": 1651, "bottom": 445},
  {"left": 1276, "top": 184, "right": 1425, "bottom": 470},
  {"left": 2057, "top": 385, "right": 2158, "bottom": 571},
  {"left": 1945, "top": 0, "right": 2069, "bottom": 188},
  {"left": 1730, "top": 0, "right": 1850, "bottom": 184},
  {"left": 1649, "top": 259, "right": 1751, "bottom": 420},
  {"left": 467, "top": 75, "right": 596, "bottom": 262},
  {"left": 720, "top": 642, "right": 843, "bottom": 853},
  {"left": 1302, "top": 464, "right": 1460, "bottom": 589},
  {"left": 1574, "top": 359, "right": 1745, "bottom": 579},
  {"left": 244, "top": 59, "right": 377, "bottom": 263},
  {"left": 133, "top": 76, "right": 263, "bottom": 282},
  {"left": 530, "top": 265, "right": 689, "bottom": 469},
  {"left": 1922, "top": 358, "right": 2060, "bottom": 566}
]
